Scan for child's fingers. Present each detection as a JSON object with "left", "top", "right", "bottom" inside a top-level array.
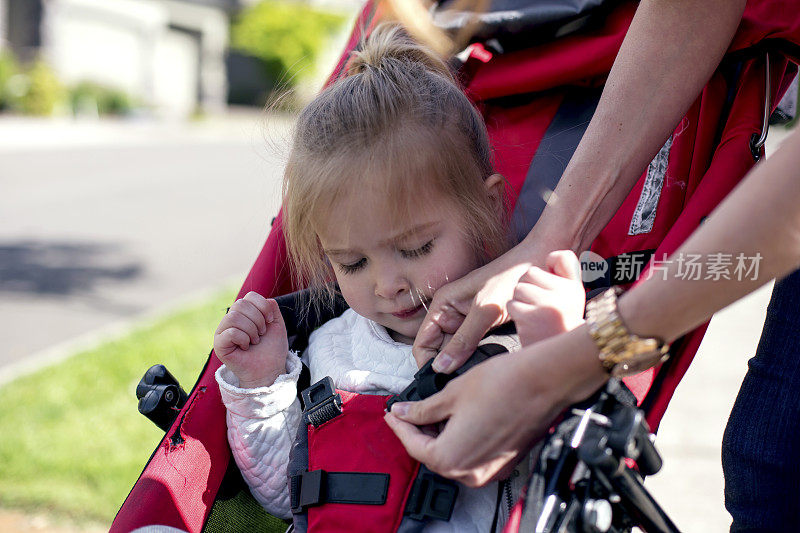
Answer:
[
  {"left": 506, "top": 300, "right": 531, "bottom": 323},
  {"left": 217, "top": 327, "right": 252, "bottom": 352},
  {"left": 517, "top": 266, "right": 559, "bottom": 291},
  {"left": 242, "top": 291, "right": 274, "bottom": 325},
  {"left": 512, "top": 281, "right": 548, "bottom": 307},
  {"left": 263, "top": 298, "right": 286, "bottom": 330},
  {"left": 546, "top": 250, "right": 582, "bottom": 281},
  {"left": 222, "top": 312, "right": 261, "bottom": 345},
  {"left": 232, "top": 298, "right": 267, "bottom": 335}
]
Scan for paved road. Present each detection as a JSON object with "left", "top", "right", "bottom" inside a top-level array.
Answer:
[{"left": 0, "top": 115, "right": 288, "bottom": 377}]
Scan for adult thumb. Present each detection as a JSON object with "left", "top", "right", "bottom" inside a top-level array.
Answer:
[
  {"left": 433, "top": 306, "right": 496, "bottom": 373},
  {"left": 389, "top": 390, "right": 451, "bottom": 426}
]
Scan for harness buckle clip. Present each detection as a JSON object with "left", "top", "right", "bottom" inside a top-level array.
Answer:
[
  {"left": 387, "top": 360, "right": 453, "bottom": 412},
  {"left": 291, "top": 469, "right": 327, "bottom": 513},
  {"left": 404, "top": 466, "right": 459, "bottom": 521},
  {"left": 302, "top": 377, "right": 343, "bottom": 427}
]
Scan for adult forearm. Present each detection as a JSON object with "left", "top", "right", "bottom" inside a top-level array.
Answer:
[
  {"left": 528, "top": 0, "right": 747, "bottom": 253},
  {"left": 619, "top": 129, "right": 800, "bottom": 345}
]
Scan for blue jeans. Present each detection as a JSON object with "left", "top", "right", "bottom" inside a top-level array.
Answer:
[{"left": 722, "top": 268, "right": 800, "bottom": 532}]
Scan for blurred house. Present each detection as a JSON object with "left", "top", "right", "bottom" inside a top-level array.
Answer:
[{"left": 0, "top": 0, "right": 238, "bottom": 117}]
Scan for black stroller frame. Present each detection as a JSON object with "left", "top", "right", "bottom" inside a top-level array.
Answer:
[{"left": 523, "top": 380, "right": 680, "bottom": 533}]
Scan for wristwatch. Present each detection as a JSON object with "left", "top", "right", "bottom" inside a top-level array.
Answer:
[{"left": 585, "top": 287, "right": 670, "bottom": 377}]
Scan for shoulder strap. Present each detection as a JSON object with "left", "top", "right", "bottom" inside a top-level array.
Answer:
[{"left": 387, "top": 324, "right": 520, "bottom": 410}]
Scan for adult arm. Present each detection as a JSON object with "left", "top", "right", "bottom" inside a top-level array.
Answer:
[
  {"left": 413, "top": 0, "right": 747, "bottom": 372},
  {"left": 389, "top": 128, "right": 800, "bottom": 486}
]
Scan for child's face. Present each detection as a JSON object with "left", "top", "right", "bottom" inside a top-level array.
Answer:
[{"left": 317, "top": 189, "right": 480, "bottom": 344}]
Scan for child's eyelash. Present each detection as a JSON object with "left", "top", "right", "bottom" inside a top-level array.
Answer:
[
  {"left": 339, "top": 258, "right": 366, "bottom": 274},
  {"left": 336, "top": 240, "right": 433, "bottom": 274},
  {"left": 401, "top": 240, "right": 434, "bottom": 259}
]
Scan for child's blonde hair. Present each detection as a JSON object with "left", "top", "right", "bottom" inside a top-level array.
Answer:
[{"left": 282, "top": 23, "right": 508, "bottom": 309}]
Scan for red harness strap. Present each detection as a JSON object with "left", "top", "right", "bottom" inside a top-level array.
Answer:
[
  {"left": 291, "top": 378, "right": 458, "bottom": 532},
  {"left": 306, "top": 390, "right": 418, "bottom": 532}
]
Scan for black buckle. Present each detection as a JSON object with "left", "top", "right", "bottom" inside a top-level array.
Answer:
[
  {"left": 301, "top": 377, "right": 342, "bottom": 427},
  {"left": 387, "top": 360, "right": 453, "bottom": 412},
  {"left": 291, "top": 469, "right": 327, "bottom": 513},
  {"left": 404, "top": 466, "right": 459, "bottom": 521}
]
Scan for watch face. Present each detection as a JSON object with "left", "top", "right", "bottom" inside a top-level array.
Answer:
[
  {"left": 610, "top": 349, "right": 670, "bottom": 377},
  {"left": 588, "top": 287, "right": 669, "bottom": 377}
]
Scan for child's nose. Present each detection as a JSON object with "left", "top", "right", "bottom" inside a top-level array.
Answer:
[{"left": 374, "top": 267, "right": 410, "bottom": 300}]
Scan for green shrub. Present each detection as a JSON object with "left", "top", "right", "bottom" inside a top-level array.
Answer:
[
  {"left": 0, "top": 50, "right": 20, "bottom": 110},
  {"left": 69, "top": 81, "right": 135, "bottom": 116},
  {"left": 7, "top": 59, "right": 65, "bottom": 116},
  {"left": 230, "top": 0, "right": 346, "bottom": 90}
]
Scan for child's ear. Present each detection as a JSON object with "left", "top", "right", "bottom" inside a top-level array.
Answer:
[{"left": 485, "top": 173, "right": 505, "bottom": 210}]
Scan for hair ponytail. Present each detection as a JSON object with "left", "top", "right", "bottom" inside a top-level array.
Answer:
[{"left": 347, "top": 23, "right": 454, "bottom": 81}]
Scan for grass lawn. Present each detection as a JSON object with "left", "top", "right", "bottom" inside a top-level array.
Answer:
[{"left": 0, "top": 287, "right": 236, "bottom": 525}]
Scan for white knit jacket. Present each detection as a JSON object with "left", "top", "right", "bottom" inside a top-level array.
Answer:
[{"left": 216, "top": 309, "right": 523, "bottom": 532}]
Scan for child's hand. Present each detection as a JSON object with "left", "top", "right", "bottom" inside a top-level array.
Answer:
[
  {"left": 508, "top": 250, "right": 586, "bottom": 346},
  {"left": 214, "top": 292, "right": 289, "bottom": 388}
]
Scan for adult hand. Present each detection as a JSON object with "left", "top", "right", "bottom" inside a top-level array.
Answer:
[
  {"left": 413, "top": 238, "right": 560, "bottom": 373},
  {"left": 389, "top": 325, "right": 608, "bottom": 486}
]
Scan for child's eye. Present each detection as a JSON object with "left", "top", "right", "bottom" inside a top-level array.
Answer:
[
  {"left": 401, "top": 240, "right": 434, "bottom": 259},
  {"left": 338, "top": 258, "right": 366, "bottom": 274}
]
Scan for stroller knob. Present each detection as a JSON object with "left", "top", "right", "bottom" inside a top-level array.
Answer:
[{"left": 136, "top": 364, "right": 188, "bottom": 432}]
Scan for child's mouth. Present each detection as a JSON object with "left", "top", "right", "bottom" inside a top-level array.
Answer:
[{"left": 392, "top": 304, "right": 424, "bottom": 319}]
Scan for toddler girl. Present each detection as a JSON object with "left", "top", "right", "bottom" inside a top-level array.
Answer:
[{"left": 213, "top": 24, "right": 584, "bottom": 532}]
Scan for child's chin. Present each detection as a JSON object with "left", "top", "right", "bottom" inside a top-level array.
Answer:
[{"left": 387, "top": 326, "right": 417, "bottom": 345}]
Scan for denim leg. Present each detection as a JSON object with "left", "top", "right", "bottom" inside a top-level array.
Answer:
[{"left": 722, "top": 268, "right": 800, "bottom": 533}]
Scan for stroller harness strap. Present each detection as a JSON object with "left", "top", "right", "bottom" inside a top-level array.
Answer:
[
  {"left": 290, "top": 331, "right": 519, "bottom": 532},
  {"left": 291, "top": 470, "right": 391, "bottom": 509},
  {"left": 290, "top": 377, "right": 459, "bottom": 532}
]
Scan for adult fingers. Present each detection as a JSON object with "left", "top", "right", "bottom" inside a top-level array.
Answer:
[
  {"left": 412, "top": 316, "right": 447, "bottom": 368},
  {"left": 433, "top": 305, "right": 498, "bottom": 373},
  {"left": 546, "top": 250, "right": 582, "bottom": 281},
  {"left": 413, "top": 297, "right": 468, "bottom": 368},
  {"left": 383, "top": 414, "right": 440, "bottom": 466},
  {"left": 389, "top": 388, "right": 452, "bottom": 426}
]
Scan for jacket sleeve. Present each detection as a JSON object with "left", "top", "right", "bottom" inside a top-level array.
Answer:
[{"left": 215, "top": 351, "right": 303, "bottom": 519}]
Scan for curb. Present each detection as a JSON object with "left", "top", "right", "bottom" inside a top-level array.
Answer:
[{"left": 0, "top": 277, "right": 241, "bottom": 389}]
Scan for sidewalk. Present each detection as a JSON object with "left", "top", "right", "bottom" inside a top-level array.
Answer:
[{"left": 0, "top": 108, "right": 294, "bottom": 152}]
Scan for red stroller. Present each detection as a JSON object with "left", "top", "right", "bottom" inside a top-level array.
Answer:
[{"left": 113, "top": 1, "right": 800, "bottom": 531}]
